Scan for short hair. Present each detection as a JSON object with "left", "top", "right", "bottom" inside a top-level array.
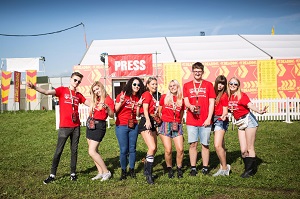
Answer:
[
  {"left": 192, "top": 62, "right": 204, "bottom": 71},
  {"left": 71, "top": 72, "right": 83, "bottom": 79}
]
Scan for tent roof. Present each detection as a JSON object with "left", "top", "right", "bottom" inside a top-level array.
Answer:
[{"left": 79, "top": 35, "right": 300, "bottom": 65}]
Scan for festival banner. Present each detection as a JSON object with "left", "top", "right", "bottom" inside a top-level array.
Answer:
[
  {"left": 108, "top": 54, "right": 153, "bottom": 77},
  {"left": 14, "top": 71, "right": 21, "bottom": 102},
  {"left": 164, "top": 63, "right": 182, "bottom": 89},
  {"left": 257, "top": 60, "right": 278, "bottom": 99},
  {"left": 7, "top": 58, "right": 40, "bottom": 72},
  {"left": 276, "top": 59, "right": 297, "bottom": 98},
  {"left": 236, "top": 60, "right": 258, "bottom": 98},
  {"left": 26, "top": 70, "right": 37, "bottom": 102},
  {"left": 73, "top": 65, "right": 112, "bottom": 98},
  {"left": 1, "top": 71, "right": 12, "bottom": 104},
  {"left": 294, "top": 59, "right": 300, "bottom": 98}
]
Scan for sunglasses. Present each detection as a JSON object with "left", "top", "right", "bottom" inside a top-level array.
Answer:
[
  {"left": 73, "top": 79, "right": 81, "bottom": 84},
  {"left": 132, "top": 83, "right": 140, "bottom": 87},
  {"left": 229, "top": 82, "right": 238, "bottom": 86}
]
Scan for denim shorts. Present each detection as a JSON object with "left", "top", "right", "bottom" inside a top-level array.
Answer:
[
  {"left": 244, "top": 112, "right": 259, "bottom": 129},
  {"left": 213, "top": 117, "right": 229, "bottom": 132},
  {"left": 187, "top": 125, "right": 211, "bottom": 145}
]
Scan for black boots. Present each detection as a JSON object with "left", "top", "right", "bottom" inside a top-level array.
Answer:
[
  {"left": 241, "top": 157, "right": 257, "bottom": 178},
  {"left": 120, "top": 169, "right": 127, "bottom": 180},
  {"left": 167, "top": 167, "right": 174, "bottom": 178},
  {"left": 129, "top": 168, "right": 136, "bottom": 178},
  {"left": 177, "top": 167, "right": 183, "bottom": 178},
  {"left": 145, "top": 161, "right": 154, "bottom": 184}
]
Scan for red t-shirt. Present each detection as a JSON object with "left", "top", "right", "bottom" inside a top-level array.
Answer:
[
  {"left": 214, "top": 92, "right": 229, "bottom": 116},
  {"left": 139, "top": 91, "right": 157, "bottom": 115},
  {"left": 228, "top": 92, "right": 250, "bottom": 119},
  {"left": 183, "top": 80, "right": 216, "bottom": 126},
  {"left": 55, "top": 87, "right": 86, "bottom": 128},
  {"left": 159, "top": 94, "right": 185, "bottom": 123},
  {"left": 115, "top": 92, "right": 140, "bottom": 125},
  {"left": 93, "top": 95, "right": 115, "bottom": 121}
]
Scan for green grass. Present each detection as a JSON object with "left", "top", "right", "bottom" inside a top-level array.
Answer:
[{"left": 0, "top": 110, "right": 299, "bottom": 199}]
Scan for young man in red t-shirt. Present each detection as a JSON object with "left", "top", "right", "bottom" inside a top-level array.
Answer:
[
  {"left": 27, "top": 72, "right": 89, "bottom": 184},
  {"left": 183, "top": 62, "right": 216, "bottom": 176}
]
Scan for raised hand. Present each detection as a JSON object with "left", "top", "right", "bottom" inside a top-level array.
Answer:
[
  {"left": 137, "top": 97, "right": 145, "bottom": 107},
  {"left": 120, "top": 91, "right": 126, "bottom": 103},
  {"left": 26, "top": 81, "right": 35, "bottom": 89}
]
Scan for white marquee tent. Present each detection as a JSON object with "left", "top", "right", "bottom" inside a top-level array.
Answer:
[{"left": 80, "top": 35, "right": 300, "bottom": 65}]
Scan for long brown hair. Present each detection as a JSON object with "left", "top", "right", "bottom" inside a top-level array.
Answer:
[{"left": 214, "top": 75, "right": 228, "bottom": 104}]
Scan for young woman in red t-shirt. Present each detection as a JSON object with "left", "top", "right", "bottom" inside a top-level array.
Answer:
[
  {"left": 158, "top": 79, "right": 185, "bottom": 179},
  {"left": 115, "top": 77, "right": 145, "bottom": 180},
  {"left": 137, "top": 77, "right": 158, "bottom": 184},
  {"left": 228, "top": 77, "right": 267, "bottom": 178},
  {"left": 212, "top": 75, "right": 230, "bottom": 177},
  {"left": 86, "top": 81, "right": 114, "bottom": 181}
]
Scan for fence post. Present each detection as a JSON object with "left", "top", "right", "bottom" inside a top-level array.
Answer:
[
  {"left": 106, "top": 117, "right": 111, "bottom": 128},
  {"left": 55, "top": 105, "right": 60, "bottom": 130},
  {"left": 283, "top": 97, "right": 292, "bottom": 123}
]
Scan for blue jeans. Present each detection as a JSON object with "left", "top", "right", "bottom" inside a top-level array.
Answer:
[{"left": 115, "top": 124, "right": 139, "bottom": 170}]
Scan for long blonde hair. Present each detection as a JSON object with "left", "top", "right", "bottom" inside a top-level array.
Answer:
[
  {"left": 164, "top": 79, "right": 183, "bottom": 107},
  {"left": 90, "top": 81, "right": 107, "bottom": 113},
  {"left": 228, "top": 77, "right": 242, "bottom": 100}
]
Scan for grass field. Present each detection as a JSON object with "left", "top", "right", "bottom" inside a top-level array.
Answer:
[{"left": 0, "top": 110, "right": 299, "bottom": 199}]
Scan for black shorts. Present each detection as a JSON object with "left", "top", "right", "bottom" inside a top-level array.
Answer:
[
  {"left": 86, "top": 120, "right": 106, "bottom": 142},
  {"left": 138, "top": 116, "right": 157, "bottom": 133}
]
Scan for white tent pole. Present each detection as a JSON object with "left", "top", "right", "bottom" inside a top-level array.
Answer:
[
  {"left": 155, "top": 51, "right": 158, "bottom": 101},
  {"left": 0, "top": 59, "right": 4, "bottom": 113}
]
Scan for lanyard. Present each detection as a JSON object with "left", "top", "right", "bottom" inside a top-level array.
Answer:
[
  {"left": 193, "top": 80, "right": 202, "bottom": 104},
  {"left": 69, "top": 88, "right": 75, "bottom": 111},
  {"left": 130, "top": 96, "right": 135, "bottom": 119},
  {"left": 172, "top": 96, "right": 177, "bottom": 122}
]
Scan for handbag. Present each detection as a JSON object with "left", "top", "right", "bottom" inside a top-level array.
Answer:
[
  {"left": 128, "top": 119, "right": 135, "bottom": 129},
  {"left": 86, "top": 116, "right": 96, "bottom": 130},
  {"left": 171, "top": 122, "right": 179, "bottom": 132},
  {"left": 234, "top": 114, "right": 249, "bottom": 130},
  {"left": 151, "top": 114, "right": 162, "bottom": 127},
  {"left": 71, "top": 112, "right": 79, "bottom": 123},
  {"left": 86, "top": 107, "right": 96, "bottom": 130},
  {"left": 127, "top": 102, "right": 135, "bottom": 129}
]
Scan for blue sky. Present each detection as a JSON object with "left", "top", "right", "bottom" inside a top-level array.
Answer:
[{"left": 1, "top": 0, "right": 300, "bottom": 78}]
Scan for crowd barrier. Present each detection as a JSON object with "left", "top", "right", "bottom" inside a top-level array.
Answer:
[{"left": 55, "top": 98, "right": 300, "bottom": 129}]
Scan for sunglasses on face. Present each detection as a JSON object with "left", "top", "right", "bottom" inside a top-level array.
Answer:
[
  {"left": 132, "top": 83, "right": 140, "bottom": 87},
  {"left": 229, "top": 82, "right": 238, "bottom": 86},
  {"left": 73, "top": 79, "right": 81, "bottom": 84}
]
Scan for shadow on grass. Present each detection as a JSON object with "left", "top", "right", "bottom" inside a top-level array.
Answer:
[{"left": 77, "top": 148, "right": 263, "bottom": 178}]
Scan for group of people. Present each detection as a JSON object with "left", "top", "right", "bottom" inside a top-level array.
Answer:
[{"left": 27, "top": 61, "right": 267, "bottom": 185}]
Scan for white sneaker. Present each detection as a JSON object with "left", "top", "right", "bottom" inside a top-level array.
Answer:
[
  {"left": 101, "top": 171, "right": 111, "bottom": 181},
  {"left": 92, "top": 173, "right": 103, "bottom": 180},
  {"left": 212, "top": 169, "right": 226, "bottom": 177},
  {"left": 225, "top": 164, "right": 231, "bottom": 176}
]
